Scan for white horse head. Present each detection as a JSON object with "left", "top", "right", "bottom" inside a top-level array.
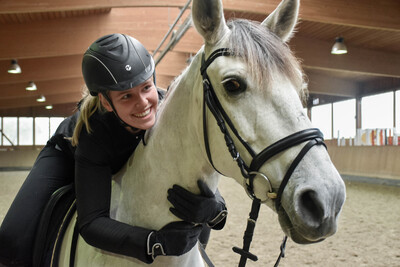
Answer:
[
  {"left": 190, "top": 0, "right": 346, "bottom": 244},
  {"left": 59, "top": 0, "right": 346, "bottom": 266}
]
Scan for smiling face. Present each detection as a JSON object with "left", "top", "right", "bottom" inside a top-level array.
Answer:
[{"left": 100, "top": 78, "right": 159, "bottom": 130}]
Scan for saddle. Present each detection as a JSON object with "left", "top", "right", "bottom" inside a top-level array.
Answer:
[
  {"left": 31, "top": 183, "right": 214, "bottom": 267},
  {"left": 32, "top": 184, "right": 76, "bottom": 267}
]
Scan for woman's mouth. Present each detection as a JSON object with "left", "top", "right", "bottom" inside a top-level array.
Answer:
[{"left": 133, "top": 107, "right": 151, "bottom": 118}]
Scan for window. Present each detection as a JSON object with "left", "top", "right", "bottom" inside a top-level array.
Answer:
[
  {"left": 396, "top": 90, "right": 400, "bottom": 134},
  {"left": 362, "top": 92, "right": 393, "bottom": 129},
  {"left": 19, "top": 117, "right": 33, "bottom": 145},
  {"left": 35, "top": 117, "right": 50, "bottom": 145},
  {"left": 311, "top": 104, "right": 332, "bottom": 139},
  {"left": 333, "top": 99, "right": 356, "bottom": 138},
  {"left": 50, "top": 117, "right": 64, "bottom": 136},
  {"left": 0, "top": 116, "right": 66, "bottom": 147},
  {"left": 2, "top": 117, "right": 18, "bottom": 146}
]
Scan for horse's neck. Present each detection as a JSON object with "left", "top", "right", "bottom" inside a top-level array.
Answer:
[
  {"left": 113, "top": 64, "right": 218, "bottom": 229},
  {"left": 149, "top": 67, "right": 210, "bottom": 178}
]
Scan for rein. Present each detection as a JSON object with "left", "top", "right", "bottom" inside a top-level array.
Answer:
[{"left": 201, "top": 48, "right": 326, "bottom": 267}]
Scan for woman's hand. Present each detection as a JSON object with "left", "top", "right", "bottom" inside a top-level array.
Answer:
[
  {"left": 147, "top": 221, "right": 203, "bottom": 260},
  {"left": 167, "top": 180, "right": 227, "bottom": 227}
]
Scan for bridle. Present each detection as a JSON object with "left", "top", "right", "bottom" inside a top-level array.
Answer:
[{"left": 201, "top": 48, "right": 326, "bottom": 267}]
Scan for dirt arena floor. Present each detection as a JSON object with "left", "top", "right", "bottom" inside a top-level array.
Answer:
[{"left": 1, "top": 171, "right": 399, "bottom": 266}]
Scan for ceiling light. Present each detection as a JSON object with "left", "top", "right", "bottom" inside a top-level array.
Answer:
[
  {"left": 45, "top": 105, "right": 53, "bottom": 110},
  {"left": 26, "top": 81, "right": 37, "bottom": 91},
  {"left": 8, "top": 59, "right": 21, "bottom": 74},
  {"left": 331, "top": 37, "right": 347, "bottom": 55},
  {"left": 36, "top": 95, "right": 46, "bottom": 102}
]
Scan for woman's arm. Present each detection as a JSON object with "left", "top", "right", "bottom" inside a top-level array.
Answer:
[
  {"left": 75, "top": 154, "right": 153, "bottom": 262},
  {"left": 75, "top": 156, "right": 204, "bottom": 262},
  {"left": 74, "top": 122, "right": 203, "bottom": 262}
]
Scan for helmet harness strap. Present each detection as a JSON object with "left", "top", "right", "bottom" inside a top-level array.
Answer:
[{"left": 100, "top": 92, "right": 141, "bottom": 133}]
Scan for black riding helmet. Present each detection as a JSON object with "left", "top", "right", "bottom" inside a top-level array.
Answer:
[
  {"left": 81, "top": 34, "right": 156, "bottom": 132},
  {"left": 82, "top": 33, "right": 155, "bottom": 96}
]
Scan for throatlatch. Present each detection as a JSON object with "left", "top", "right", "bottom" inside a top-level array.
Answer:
[{"left": 201, "top": 48, "right": 326, "bottom": 267}]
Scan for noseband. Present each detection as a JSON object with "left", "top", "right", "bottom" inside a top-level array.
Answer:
[{"left": 200, "top": 48, "right": 326, "bottom": 266}]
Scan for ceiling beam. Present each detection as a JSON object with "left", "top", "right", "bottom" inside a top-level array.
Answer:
[
  {"left": 0, "top": 8, "right": 195, "bottom": 60},
  {"left": 305, "top": 71, "right": 359, "bottom": 97},
  {"left": 0, "top": 73, "right": 175, "bottom": 111},
  {"left": 155, "top": 51, "right": 190, "bottom": 76},
  {"left": 1, "top": 8, "right": 398, "bottom": 79},
  {"left": 0, "top": 55, "right": 82, "bottom": 84},
  {"left": 1, "top": 0, "right": 399, "bottom": 31},
  {"left": 0, "top": 0, "right": 189, "bottom": 13},
  {"left": 0, "top": 102, "right": 77, "bottom": 117},
  {"left": 309, "top": 94, "right": 352, "bottom": 106},
  {"left": 0, "top": 51, "right": 190, "bottom": 85},
  {"left": 0, "top": 77, "right": 84, "bottom": 99},
  {"left": 359, "top": 77, "right": 400, "bottom": 96},
  {"left": 223, "top": 0, "right": 400, "bottom": 31},
  {"left": 293, "top": 36, "right": 400, "bottom": 78},
  {"left": 0, "top": 91, "right": 81, "bottom": 109},
  {"left": 154, "top": 75, "right": 176, "bottom": 90}
]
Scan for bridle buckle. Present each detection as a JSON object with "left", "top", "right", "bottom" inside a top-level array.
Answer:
[{"left": 244, "top": 171, "right": 277, "bottom": 203}]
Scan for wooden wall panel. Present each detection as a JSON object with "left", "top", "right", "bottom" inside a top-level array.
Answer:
[{"left": 328, "top": 145, "right": 400, "bottom": 180}]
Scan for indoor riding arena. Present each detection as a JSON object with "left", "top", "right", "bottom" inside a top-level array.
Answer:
[
  {"left": 1, "top": 148, "right": 400, "bottom": 266},
  {"left": 1, "top": 0, "right": 400, "bottom": 266}
]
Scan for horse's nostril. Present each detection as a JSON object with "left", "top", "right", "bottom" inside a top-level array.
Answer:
[{"left": 299, "top": 190, "right": 325, "bottom": 226}]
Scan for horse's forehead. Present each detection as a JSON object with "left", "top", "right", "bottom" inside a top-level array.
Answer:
[{"left": 211, "top": 57, "right": 247, "bottom": 75}]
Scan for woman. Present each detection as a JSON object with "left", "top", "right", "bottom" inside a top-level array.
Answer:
[{"left": 0, "top": 33, "right": 227, "bottom": 266}]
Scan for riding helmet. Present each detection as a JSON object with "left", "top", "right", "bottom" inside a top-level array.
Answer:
[{"left": 82, "top": 33, "right": 155, "bottom": 96}]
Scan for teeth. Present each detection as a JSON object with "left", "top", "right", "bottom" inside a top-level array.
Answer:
[{"left": 133, "top": 108, "right": 151, "bottom": 118}]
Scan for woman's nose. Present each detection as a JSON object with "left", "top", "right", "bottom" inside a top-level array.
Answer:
[{"left": 135, "top": 92, "right": 148, "bottom": 108}]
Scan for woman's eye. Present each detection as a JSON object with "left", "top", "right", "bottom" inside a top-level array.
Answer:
[
  {"left": 143, "top": 81, "right": 154, "bottom": 91},
  {"left": 121, "top": 94, "right": 130, "bottom": 99},
  {"left": 221, "top": 77, "right": 246, "bottom": 95}
]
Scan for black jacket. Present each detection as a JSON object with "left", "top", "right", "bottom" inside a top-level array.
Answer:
[
  {"left": 61, "top": 90, "right": 225, "bottom": 263},
  {"left": 74, "top": 110, "right": 152, "bottom": 262}
]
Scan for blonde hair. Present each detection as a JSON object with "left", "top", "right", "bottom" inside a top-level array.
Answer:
[{"left": 71, "top": 88, "right": 106, "bottom": 146}]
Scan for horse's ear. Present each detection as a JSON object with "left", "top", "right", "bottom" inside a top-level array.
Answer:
[
  {"left": 192, "top": 0, "right": 229, "bottom": 45},
  {"left": 261, "top": 0, "right": 299, "bottom": 42}
]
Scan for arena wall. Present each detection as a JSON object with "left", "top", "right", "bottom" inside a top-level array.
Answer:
[{"left": 1, "top": 145, "right": 399, "bottom": 185}]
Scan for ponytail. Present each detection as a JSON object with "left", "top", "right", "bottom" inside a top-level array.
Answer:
[{"left": 71, "top": 88, "right": 106, "bottom": 146}]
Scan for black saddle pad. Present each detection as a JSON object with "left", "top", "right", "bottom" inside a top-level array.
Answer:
[{"left": 33, "top": 184, "right": 76, "bottom": 267}]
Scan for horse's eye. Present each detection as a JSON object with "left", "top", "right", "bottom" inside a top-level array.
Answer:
[{"left": 221, "top": 77, "right": 246, "bottom": 95}]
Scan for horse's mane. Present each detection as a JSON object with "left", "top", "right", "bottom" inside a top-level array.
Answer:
[
  {"left": 227, "top": 19, "right": 308, "bottom": 103},
  {"left": 163, "top": 19, "right": 308, "bottom": 106}
]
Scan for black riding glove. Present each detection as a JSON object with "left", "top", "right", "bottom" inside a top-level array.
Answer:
[
  {"left": 147, "top": 221, "right": 203, "bottom": 261},
  {"left": 167, "top": 180, "right": 228, "bottom": 228}
]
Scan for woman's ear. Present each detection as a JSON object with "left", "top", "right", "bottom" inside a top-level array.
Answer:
[{"left": 98, "top": 93, "right": 113, "bottom": 112}]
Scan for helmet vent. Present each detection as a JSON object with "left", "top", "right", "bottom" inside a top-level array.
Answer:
[
  {"left": 98, "top": 36, "right": 119, "bottom": 46},
  {"left": 96, "top": 34, "right": 117, "bottom": 45},
  {"left": 108, "top": 44, "right": 124, "bottom": 57}
]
